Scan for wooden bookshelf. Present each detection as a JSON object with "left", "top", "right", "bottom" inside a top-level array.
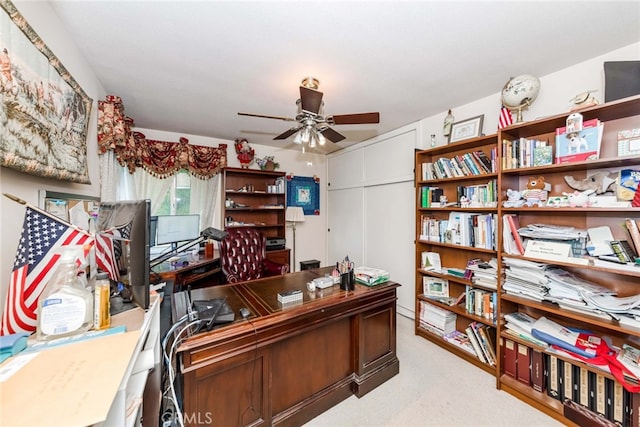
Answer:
[
  {"left": 414, "top": 133, "right": 500, "bottom": 377},
  {"left": 415, "top": 95, "right": 640, "bottom": 425},
  {"left": 496, "top": 95, "right": 640, "bottom": 425}
]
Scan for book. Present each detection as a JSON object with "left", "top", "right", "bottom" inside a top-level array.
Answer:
[
  {"left": 555, "top": 118, "right": 603, "bottom": 164},
  {"left": 465, "top": 325, "right": 487, "bottom": 363},
  {"left": 533, "top": 145, "right": 552, "bottom": 166},
  {"left": 625, "top": 218, "right": 640, "bottom": 255},
  {"left": 617, "top": 169, "right": 640, "bottom": 201},
  {"left": 610, "top": 240, "right": 637, "bottom": 263},
  {"left": 504, "top": 214, "right": 525, "bottom": 255},
  {"left": 503, "top": 338, "right": 517, "bottom": 378},
  {"left": 516, "top": 343, "right": 531, "bottom": 385},
  {"left": 531, "top": 348, "right": 545, "bottom": 392},
  {"left": 442, "top": 330, "right": 476, "bottom": 355}
]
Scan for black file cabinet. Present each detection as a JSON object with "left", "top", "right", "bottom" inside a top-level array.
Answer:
[{"left": 300, "top": 259, "right": 320, "bottom": 271}]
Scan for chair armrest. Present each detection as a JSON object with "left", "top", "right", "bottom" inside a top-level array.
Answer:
[{"left": 262, "top": 258, "right": 289, "bottom": 277}]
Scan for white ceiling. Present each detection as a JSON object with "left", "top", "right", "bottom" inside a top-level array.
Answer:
[{"left": 49, "top": 1, "right": 640, "bottom": 154}]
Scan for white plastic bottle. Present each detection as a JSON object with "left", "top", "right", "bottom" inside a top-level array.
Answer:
[{"left": 36, "top": 247, "right": 93, "bottom": 341}]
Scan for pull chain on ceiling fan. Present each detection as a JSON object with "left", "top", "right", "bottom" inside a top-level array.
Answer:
[{"left": 238, "top": 77, "right": 380, "bottom": 149}]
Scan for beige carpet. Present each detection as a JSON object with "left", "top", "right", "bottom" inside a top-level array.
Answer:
[{"left": 304, "top": 314, "right": 563, "bottom": 427}]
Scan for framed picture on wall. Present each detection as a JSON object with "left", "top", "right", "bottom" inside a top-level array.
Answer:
[{"left": 286, "top": 175, "right": 320, "bottom": 215}]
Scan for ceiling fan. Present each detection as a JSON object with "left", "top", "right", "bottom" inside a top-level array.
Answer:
[{"left": 238, "top": 77, "right": 380, "bottom": 148}]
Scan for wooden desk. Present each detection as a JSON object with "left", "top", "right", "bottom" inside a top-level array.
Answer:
[
  {"left": 174, "top": 267, "right": 399, "bottom": 426},
  {"left": 152, "top": 252, "right": 221, "bottom": 291}
]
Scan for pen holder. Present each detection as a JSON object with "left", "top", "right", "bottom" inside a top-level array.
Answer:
[{"left": 340, "top": 270, "right": 355, "bottom": 291}]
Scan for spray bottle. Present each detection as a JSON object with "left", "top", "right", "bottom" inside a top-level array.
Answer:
[{"left": 36, "top": 246, "right": 93, "bottom": 341}]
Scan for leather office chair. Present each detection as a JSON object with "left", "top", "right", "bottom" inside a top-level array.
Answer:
[{"left": 219, "top": 228, "right": 289, "bottom": 283}]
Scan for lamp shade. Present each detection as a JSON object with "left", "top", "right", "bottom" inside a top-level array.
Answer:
[{"left": 285, "top": 206, "right": 305, "bottom": 223}]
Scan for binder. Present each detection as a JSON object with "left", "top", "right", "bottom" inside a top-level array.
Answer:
[
  {"left": 504, "top": 338, "right": 517, "bottom": 378},
  {"left": 557, "top": 359, "right": 566, "bottom": 402},
  {"left": 613, "top": 381, "right": 624, "bottom": 426},
  {"left": 605, "top": 378, "right": 614, "bottom": 422},
  {"left": 589, "top": 371, "right": 597, "bottom": 411},
  {"left": 625, "top": 389, "right": 640, "bottom": 427},
  {"left": 517, "top": 343, "right": 531, "bottom": 386},
  {"left": 531, "top": 348, "right": 545, "bottom": 392},
  {"left": 563, "top": 360, "right": 574, "bottom": 403},
  {"left": 578, "top": 366, "right": 590, "bottom": 408},
  {"left": 596, "top": 373, "right": 606, "bottom": 416},
  {"left": 547, "top": 355, "right": 560, "bottom": 400},
  {"left": 571, "top": 364, "right": 580, "bottom": 403}
]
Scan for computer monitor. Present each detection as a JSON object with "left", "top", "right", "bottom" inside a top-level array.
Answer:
[
  {"left": 155, "top": 214, "right": 200, "bottom": 247},
  {"left": 97, "top": 199, "right": 151, "bottom": 310}
]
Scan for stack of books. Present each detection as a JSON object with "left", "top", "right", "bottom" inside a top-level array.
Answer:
[{"left": 418, "top": 301, "right": 456, "bottom": 337}]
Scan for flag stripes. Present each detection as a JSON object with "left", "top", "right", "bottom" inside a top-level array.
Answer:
[{"left": 1, "top": 207, "right": 92, "bottom": 335}]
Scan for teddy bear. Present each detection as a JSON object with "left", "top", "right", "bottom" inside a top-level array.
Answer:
[
  {"left": 521, "top": 176, "right": 549, "bottom": 207},
  {"left": 502, "top": 189, "right": 525, "bottom": 208}
]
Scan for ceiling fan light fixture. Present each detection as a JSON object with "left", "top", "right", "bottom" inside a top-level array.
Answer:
[
  {"left": 317, "top": 131, "right": 326, "bottom": 146},
  {"left": 293, "top": 131, "right": 303, "bottom": 144},
  {"left": 301, "top": 77, "right": 319, "bottom": 90},
  {"left": 300, "top": 125, "right": 311, "bottom": 144}
]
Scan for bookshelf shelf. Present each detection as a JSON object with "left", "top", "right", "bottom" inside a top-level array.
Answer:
[{"left": 415, "top": 95, "right": 640, "bottom": 426}]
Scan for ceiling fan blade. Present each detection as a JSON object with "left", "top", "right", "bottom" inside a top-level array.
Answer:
[
  {"left": 318, "top": 126, "right": 346, "bottom": 143},
  {"left": 238, "top": 112, "right": 296, "bottom": 122},
  {"left": 329, "top": 112, "right": 380, "bottom": 125},
  {"left": 299, "top": 86, "right": 323, "bottom": 115},
  {"left": 274, "top": 126, "right": 302, "bottom": 140}
]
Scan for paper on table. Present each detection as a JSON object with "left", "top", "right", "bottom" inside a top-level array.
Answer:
[{"left": 0, "top": 331, "right": 140, "bottom": 427}]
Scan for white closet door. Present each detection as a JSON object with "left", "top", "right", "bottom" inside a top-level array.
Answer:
[
  {"left": 364, "top": 181, "right": 415, "bottom": 317},
  {"left": 327, "top": 187, "right": 364, "bottom": 268}
]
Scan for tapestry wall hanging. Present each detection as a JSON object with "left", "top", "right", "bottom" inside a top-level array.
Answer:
[
  {"left": 286, "top": 175, "right": 320, "bottom": 215},
  {"left": 0, "top": 0, "right": 93, "bottom": 184}
]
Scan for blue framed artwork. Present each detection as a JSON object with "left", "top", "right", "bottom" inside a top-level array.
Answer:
[{"left": 286, "top": 175, "right": 320, "bottom": 215}]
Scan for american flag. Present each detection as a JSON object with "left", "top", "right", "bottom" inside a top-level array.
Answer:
[
  {"left": 95, "top": 222, "right": 132, "bottom": 281},
  {"left": 498, "top": 106, "right": 513, "bottom": 129},
  {"left": 1, "top": 207, "right": 93, "bottom": 335}
]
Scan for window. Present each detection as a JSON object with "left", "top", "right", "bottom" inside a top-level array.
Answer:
[{"left": 156, "top": 170, "right": 192, "bottom": 215}]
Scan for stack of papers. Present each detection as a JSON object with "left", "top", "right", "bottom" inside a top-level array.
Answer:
[{"left": 354, "top": 266, "right": 390, "bottom": 286}]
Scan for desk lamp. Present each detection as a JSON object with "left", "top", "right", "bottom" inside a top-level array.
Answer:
[{"left": 285, "top": 206, "right": 305, "bottom": 272}]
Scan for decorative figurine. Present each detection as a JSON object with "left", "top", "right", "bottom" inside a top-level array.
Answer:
[
  {"left": 569, "top": 90, "right": 599, "bottom": 111},
  {"left": 234, "top": 138, "right": 255, "bottom": 168},
  {"left": 443, "top": 109, "right": 454, "bottom": 137},
  {"left": 430, "top": 134, "right": 436, "bottom": 148},
  {"left": 255, "top": 155, "right": 280, "bottom": 171}
]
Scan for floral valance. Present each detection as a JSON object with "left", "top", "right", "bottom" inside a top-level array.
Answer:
[{"left": 97, "top": 95, "right": 227, "bottom": 179}]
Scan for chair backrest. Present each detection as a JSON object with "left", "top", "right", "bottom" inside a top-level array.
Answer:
[{"left": 219, "top": 228, "right": 267, "bottom": 283}]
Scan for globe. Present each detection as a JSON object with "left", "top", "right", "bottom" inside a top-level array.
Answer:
[{"left": 501, "top": 74, "right": 540, "bottom": 121}]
